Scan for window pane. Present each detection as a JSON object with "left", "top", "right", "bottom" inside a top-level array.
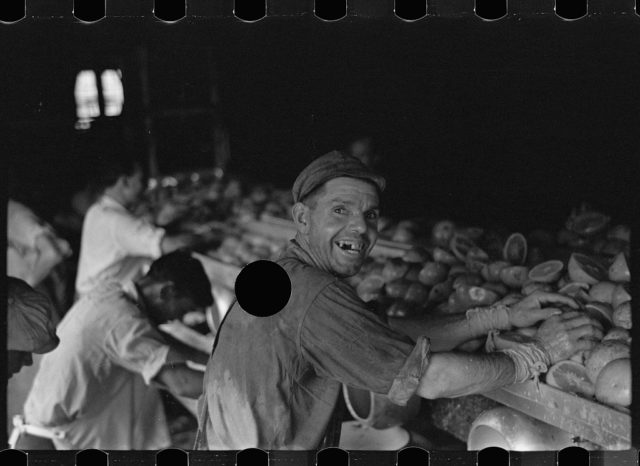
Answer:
[
  {"left": 101, "top": 69, "right": 124, "bottom": 117},
  {"left": 74, "top": 70, "right": 100, "bottom": 121}
]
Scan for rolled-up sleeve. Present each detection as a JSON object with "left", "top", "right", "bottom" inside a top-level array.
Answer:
[
  {"left": 103, "top": 315, "right": 170, "bottom": 385},
  {"left": 299, "top": 280, "right": 430, "bottom": 405},
  {"left": 110, "top": 210, "right": 165, "bottom": 259}
]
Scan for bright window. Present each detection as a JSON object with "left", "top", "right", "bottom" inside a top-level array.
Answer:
[{"left": 74, "top": 68, "right": 124, "bottom": 129}]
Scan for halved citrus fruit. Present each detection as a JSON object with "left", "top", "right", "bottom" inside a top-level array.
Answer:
[
  {"left": 481, "top": 281, "right": 509, "bottom": 297},
  {"left": 612, "top": 301, "right": 631, "bottom": 330},
  {"left": 585, "top": 340, "right": 630, "bottom": 383},
  {"left": 450, "top": 233, "right": 476, "bottom": 262},
  {"left": 545, "top": 360, "right": 595, "bottom": 399},
  {"left": 460, "top": 286, "right": 500, "bottom": 307},
  {"left": 608, "top": 252, "right": 630, "bottom": 283},
  {"left": 595, "top": 358, "right": 631, "bottom": 407},
  {"left": 558, "top": 281, "right": 590, "bottom": 297},
  {"left": 602, "top": 326, "right": 631, "bottom": 344},
  {"left": 432, "top": 220, "right": 456, "bottom": 248},
  {"left": 607, "top": 224, "right": 630, "bottom": 242},
  {"left": 611, "top": 284, "right": 631, "bottom": 309},
  {"left": 521, "top": 281, "right": 553, "bottom": 296},
  {"left": 528, "top": 260, "right": 564, "bottom": 284},
  {"left": 382, "top": 258, "right": 410, "bottom": 282},
  {"left": 418, "top": 261, "right": 449, "bottom": 286},
  {"left": 567, "top": 253, "right": 607, "bottom": 285},
  {"left": 452, "top": 273, "right": 484, "bottom": 290},
  {"left": 503, "top": 232, "right": 528, "bottom": 265},
  {"left": 402, "top": 247, "right": 431, "bottom": 264},
  {"left": 584, "top": 302, "right": 614, "bottom": 329},
  {"left": 432, "top": 247, "right": 459, "bottom": 265},
  {"left": 481, "top": 261, "right": 510, "bottom": 283},
  {"left": 428, "top": 279, "right": 453, "bottom": 303},
  {"left": 567, "top": 211, "right": 610, "bottom": 237},
  {"left": 499, "top": 266, "right": 530, "bottom": 288},
  {"left": 588, "top": 281, "right": 617, "bottom": 304},
  {"left": 448, "top": 263, "right": 469, "bottom": 279}
]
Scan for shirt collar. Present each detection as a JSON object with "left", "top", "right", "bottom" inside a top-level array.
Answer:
[
  {"left": 101, "top": 194, "right": 127, "bottom": 211},
  {"left": 121, "top": 280, "right": 147, "bottom": 313}
]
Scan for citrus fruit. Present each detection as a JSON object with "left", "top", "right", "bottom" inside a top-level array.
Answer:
[
  {"left": 521, "top": 281, "right": 553, "bottom": 296},
  {"left": 607, "top": 224, "right": 630, "bottom": 242},
  {"left": 567, "top": 211, "right": 610, "bottom": 237},
  {"left": 528, "top": 260, "right": 564, "bottom": 284},
  {"left": 608, "top": 252, "right": 630, "bottom": 283},
  {"left": 450, "top": 233, "right": 477, "bottom": 262},
  {"left": 601, "top": 239, "right": 630, "bottom": 258},
  {"left": 558, "top": 281, "right": 590, "bottom": 297},
  {"left": 432, "top": 247, "right": 459, "bottom": 265},
  {"left": 448, "top": 263, "right": 469, "bottom": 279},
  {"left": 567, "top": 253, "right": 607, "bottom": 285},
  {"left": 481, "top": 261, "right": 510, "bottom": 283},
  {"left": 611, "top": 285, "right": 631, "bottom": 309},
  {"left": 612, "top": 301, "right": 631, "bottom": 330},
  {"left": 569, "top": 350, "right": 589, "bottom": 365},
  {"left": 428, "top": 279, "right": 453, "bottom": 303},
  {"left": 386, "top": 300, "right": 412, "bottom": 318},
  {"left": 481, "top": 282, "right": 509, "bottom": 297},
  {"left": 357, "top": 275, "right": 386, "bottom": 294},
  {"left": 500, "top": 266, "right": 530, "bottom": 288},
  {"left": 382, "top": 258, "right": 410, "bottom": 282},
  {"left": 385, "top": 279, "right": 411, "bottom": 299},
  {"left": 402, "top": 247, "right": 431, "bottom": 264},
  {"left": 461, "top": 286, "right": 500, "bottom": 307},
  {"left": 392, "top": 226, "right": 415, "bottom": 243},
  {"left": 466, "top": 247, "right": 489, "bottom": 273},
  {"left": 452, "top": 273, "right": 484, "bottom": 290},
  {"left": 595, "top": 358, "right": 631, "bottom": 407},
  {"left": 588, "top": 281, "right": 617, "bottom": 304},
  {"left": 404, "top": 282, "right": 429, "bottom": 305},
  {"left": 545, "top": 360, "right": 595, "bottom": 398},
  {"left": 417, "top": 262, "right": 449, "bottom": 286},
  {"left": 404, "top": 264, "right": 422, "bottom": 282},
  {"left": 432, "top": 220, "right": 456, "bottom": 248},
  {"left": 585, "top": 340, "right": 630, "bottom": 383},
  {"left": 584, "top": 302, "right": 614, "bottom": 329},
  {"left": 358, "top": 289, "right": 382, "bottom": 304},
  {"left": 503, "top": 233, "right": 528, "bottom": 265},
  {"left": 458, "top": 226, "right": 484, "bottom": 240},
  {"left": 602, "top": 327, "right": 631, "bottom": 344}
]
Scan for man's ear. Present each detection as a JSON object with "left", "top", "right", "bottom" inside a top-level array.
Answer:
[
  {"left": 159, "top": 282, "right": 178, "bottom": 301},
  {"left": 292, "top": 202, "right": 310, "bottom": 234}
]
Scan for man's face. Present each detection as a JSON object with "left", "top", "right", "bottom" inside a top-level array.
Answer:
[
  {"left": 7, "top": 350, "right": 32, "bottom": 378},
  {"left": 123, "top": 168, "right": 146, "bottom": 207},
  {"left": 304, "top": 177, "right": 380, "bottom": 278}
]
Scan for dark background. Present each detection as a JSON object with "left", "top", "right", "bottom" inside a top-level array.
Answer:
[{"left": 2, "top": 16, "right": 639, "bottom": 231}]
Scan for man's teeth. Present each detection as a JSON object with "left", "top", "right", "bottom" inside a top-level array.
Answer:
[{"left": 336, "top": 240, "right": 364, "bottom": 252}]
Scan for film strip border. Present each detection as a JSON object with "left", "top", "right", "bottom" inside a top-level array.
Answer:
[
  {"left": 0, "top": 447, "right": 639, "bottom": 465},
  {"left": 0, "top": 0, "right": 639, "bottom": 23}
]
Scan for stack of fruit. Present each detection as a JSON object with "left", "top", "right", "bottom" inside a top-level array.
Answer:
[
  {"left": 353, "top": 205, "right": 632, "bottom": 413},
  {"left": 206, "top": 232, "right": 287, "bottom": 268}
]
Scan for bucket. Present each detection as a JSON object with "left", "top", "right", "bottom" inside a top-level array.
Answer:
[
  {"left": 467, "top": 407, "right": 575, "bottom": 451},
  {"left": 342, "top": 385, "right": 421, "bottom": 430}
]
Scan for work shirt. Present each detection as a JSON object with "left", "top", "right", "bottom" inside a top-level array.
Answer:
[
  {"left": 23, "top": 281, "right": 172, "bottom": 450},
  {"left": 75, "top": 195, "right": 165, "bottom": 297},
  {"left": 7, "top": 199, "right": 70, "bottom": 287},
  {"left": 195, "top": 240, "right": 430, "bottom": 450}
]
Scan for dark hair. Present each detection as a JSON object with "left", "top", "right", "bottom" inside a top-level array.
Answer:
[{"left": 146, "top": 251, "right": 214, "bottom": 308}]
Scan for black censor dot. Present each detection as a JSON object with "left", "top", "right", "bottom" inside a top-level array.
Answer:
[{"left": 235, "top": 260, "right": 291, "bottom": 317}]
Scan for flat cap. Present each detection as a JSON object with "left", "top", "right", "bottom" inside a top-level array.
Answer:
[
  {"left": 7, "top": 277, "right": 59, "bottom": 354},
  {"left": 292, "top": 150, "right": 386, "bottom": 203}
]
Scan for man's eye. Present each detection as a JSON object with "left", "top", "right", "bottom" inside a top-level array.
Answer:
[
  {"left": 334, "top": 207, "right": 346, "bottom": 214},
  {"left": 366, "top": 212, "right": 379, "bottom": 220}
]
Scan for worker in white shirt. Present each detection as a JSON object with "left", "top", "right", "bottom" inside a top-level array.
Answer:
[{"left": 75, "top": 152, "right": 203, "bottom": 298}]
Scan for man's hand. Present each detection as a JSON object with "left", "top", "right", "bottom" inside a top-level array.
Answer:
[
  {"left": 536, "top": 310, "right": 603, "bottom": 364},
  {"left": 507, "top": 291, "right": 579, "bottom": 328}
]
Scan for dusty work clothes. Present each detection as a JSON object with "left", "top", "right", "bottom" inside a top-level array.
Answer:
[
  {"left": 195, "top": 240, "right": 430, "bottom": 450},
  {"left": 75, "top": 195, "right": 165, "bottom": 297},
  {"left": 23, "top": 281, "right": 172, "bottom": 450}
]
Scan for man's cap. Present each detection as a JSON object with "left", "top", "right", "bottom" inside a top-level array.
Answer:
[
  {"left": 7, "top": 277, "right": 59, "bottom": 354},
  {"left": 292, "top": 150, "right": 386, "bottom": 203}
]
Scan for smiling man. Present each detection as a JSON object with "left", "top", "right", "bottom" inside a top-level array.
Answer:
[{"left": 195, "top": 151, "right": 602, "bottom": 450}]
